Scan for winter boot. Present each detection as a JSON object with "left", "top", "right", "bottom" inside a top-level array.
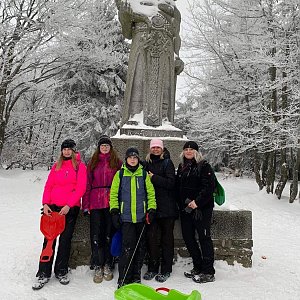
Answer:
[
  {"left": 103, "top": 264, "right": 113, "bottom": 281},
  {"left": 192, "top": 273, "right": 215, "bottom": 283},
  {"left": 155, "top": 272, "right": 170, "bottom": 283},
  {"left": 32, "top": 275, "right": 49, "bottom": 290},
  {"left": 56, "top": 273, "right": 70, "bottom": 285},
  {"left": 184, "top": 268, "right": 201, "bottom": 278},
  {"left": 143, "top": 271, "right": 158, "bottom": 281},
  {"left": 93, "top": 267, "right": 104, "bottom": 283}
]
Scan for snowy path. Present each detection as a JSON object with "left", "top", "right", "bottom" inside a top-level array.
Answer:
[{"left": 0, "top": 170, "right": 300, "bottom": 300}]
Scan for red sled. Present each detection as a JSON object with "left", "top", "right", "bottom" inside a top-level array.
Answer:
[{"left": 39, "top": 212, "right": 65, "bottom": 262}]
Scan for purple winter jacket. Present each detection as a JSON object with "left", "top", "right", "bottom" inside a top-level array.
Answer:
[{"left": 82, "top": 153, "right": 122, "bottom": 211}]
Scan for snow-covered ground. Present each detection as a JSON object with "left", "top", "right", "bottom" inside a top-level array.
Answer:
[{"left": 1, "top": 169, "right": 300, "bottom": 300}]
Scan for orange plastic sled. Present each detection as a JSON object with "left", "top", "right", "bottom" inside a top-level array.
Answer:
[{"left": 39, "top": 212, "right": 65, "bottom": 262}]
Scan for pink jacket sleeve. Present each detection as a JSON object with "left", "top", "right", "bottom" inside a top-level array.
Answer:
[
  {"left": 67, "top": 162, "right": 87, "bottom": 207},
  {"left": 42, "top": 164, "right": 56, "bottom": 205}
]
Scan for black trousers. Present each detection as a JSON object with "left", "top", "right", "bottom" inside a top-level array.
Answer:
[
  {"left": 180, "top": 208, "right": 215, "bottom": 275},
  {"left": 36, "top": 206, "right": 79, "bottom": 278},
  {"left": 146, "top": 217, "right": 175, "bottom": 274},
  {"left": 118, "top": 222, "right": 146, "bottom": 284},
  {"left": 90, "top": 208, "right": 113, "bottom": 268}
]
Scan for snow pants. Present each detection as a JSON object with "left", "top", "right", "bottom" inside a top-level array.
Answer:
[
  {"left": 90, "top": 208, "right": 114, "bottom": 269},
  {"left": 180, "top": 207, "right": 215, "bottom": 275},
  {"left": 36, "top": 205, "right": 79, "bottom": 278},
  {"left": 118, "top": 222, "right": 146, "bottom": 285},
  {"left": 146, "top": 217, "right": 175, "bottom": 274}
]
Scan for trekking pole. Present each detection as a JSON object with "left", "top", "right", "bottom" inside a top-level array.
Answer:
[{"left": 120, "top": 223, "right": 146, "bottom": 287}]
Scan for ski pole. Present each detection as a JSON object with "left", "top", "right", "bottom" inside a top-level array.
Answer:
[{"left": 120, "top": 223, "right": 146, "bottom": 287}]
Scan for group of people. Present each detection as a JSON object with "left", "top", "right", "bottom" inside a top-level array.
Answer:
[{"left": 32, "top": 136, "right": 216, "bottom": 290}]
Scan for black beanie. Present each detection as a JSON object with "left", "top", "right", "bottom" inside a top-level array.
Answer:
[
  {"left": 98, "top": 135, "right": 112, "bottom": 147},
  {"left": 183, "top": 141, "right": 199, "bottom": 151},
  {"left": 61, "top": 139, "right": 76, "bottom": 151},
  {"left": 125, "top": 147, "right": 139, "bottom": 159}
]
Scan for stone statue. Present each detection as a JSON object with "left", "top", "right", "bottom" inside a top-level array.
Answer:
[{"left": 116, "top": 0, "right": 184, "bottom": 127}]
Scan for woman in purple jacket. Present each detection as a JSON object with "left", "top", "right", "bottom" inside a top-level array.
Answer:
[{"left": 82, "top": 135, "right": 122, "bottom": 283}]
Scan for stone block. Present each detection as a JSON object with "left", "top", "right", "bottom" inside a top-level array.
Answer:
[
  {"left": 70, "top": 210, "right": 253, "bottom": 268},
  {"left": 111, "top": 136, "right": 187, "bottom": 167}
]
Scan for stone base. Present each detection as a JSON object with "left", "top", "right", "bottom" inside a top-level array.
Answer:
[
  {"left": 111, "top": 136, "right": 187, "bottom": 167},
  {"left": 69, "top": 210, "right": 253, "bottom": 269},
  {"left": 120, "top": 127, "right": 183, "bottom": 138}
]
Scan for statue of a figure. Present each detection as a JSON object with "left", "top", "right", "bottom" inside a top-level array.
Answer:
[{"left": 116, "top": 0, "right": 184, "bottom": 127}]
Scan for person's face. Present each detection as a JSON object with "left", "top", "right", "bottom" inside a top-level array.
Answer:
[
  {"left": 127, "top": 156, "right": 139, "bottom": 167},
  {"left": 99, "top": 144, "right": 111, "bottom": 154},
  {"left": 62, "top": 148, "right": 73, "bottom": 158},
  {"left": 183, "top": 148, "right": 195, "bottom": 160},
  {"left": 150, "top": 146, "right": 163, "bottom": 156}
]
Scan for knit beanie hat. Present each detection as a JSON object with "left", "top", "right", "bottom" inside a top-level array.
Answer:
[
  {"left": 183, "top": 141, "right": 199, "bottom": 151},
  {"left": 150, "top": 138, "right": 164, "bottom": 149},
  {"left": 61, "top": 139, "right": 76, "bottom": 151},
  {"left": 125, "top": 147, "right": 139, "bottom": 159},
  {"left": 98, "top": 135, "right": 112, "bottom": 147}
]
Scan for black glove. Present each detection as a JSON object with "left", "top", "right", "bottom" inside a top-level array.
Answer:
[
  {"left": 146, "top": 209, "right": 156, "bottom": 224},
  {"left": 111, "top": 208, "right": 121, "bottom": 230}
]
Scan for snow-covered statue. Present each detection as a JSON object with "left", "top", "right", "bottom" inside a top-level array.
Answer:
[{"left": 116, "top": 0, "right": 184, "bottom": 127}]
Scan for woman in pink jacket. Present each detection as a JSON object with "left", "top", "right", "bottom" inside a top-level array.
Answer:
[
  {"left": 82, "top": 135, "right": 122, "bottom": 284},
  {"left": 32, "top": 139, "right": 87, "bottom": 290}
]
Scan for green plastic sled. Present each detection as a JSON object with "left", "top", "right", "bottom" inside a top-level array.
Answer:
[{"left": 115, "top": 283, "right": 202, "bottom": 300}]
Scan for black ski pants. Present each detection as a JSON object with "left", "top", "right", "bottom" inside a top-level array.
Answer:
[
  {"left": 36, "top": 206, "right": 79, "bottom": 278},
  {"left": 90, "top": 208, "right": 114, "bottom": 268},
  {"left": 118, "top": 222, "right": 146, "bottom": 285},
  {"left": 146, "top": 217, "right": 175, "bottom": 274},
  {"left": 180, "top": 207, "right": 215, "bottom": 275}
]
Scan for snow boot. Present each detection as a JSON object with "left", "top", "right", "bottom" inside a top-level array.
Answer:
[
  {"left": 32, "top": 275, "right": 49, "bottom": 290},
  {"left": 143, "top": 271, "right": 158, "bottom": 280},
  {"left": 103, "top": 264, "right": 113, "bottom": 281},
  {"left": 93, "top": 267, "right": 104, "bottom": 283},
  {"left": 56, "top": 273, "right": 70, "bottom": 285},
  {"left": 184, "top": 268, "right": 200, "bottom": 278},
  {"left": 155, "top": 272, "right": 170, "bottom": 283},
  {"left": 192, "top": 273, "right": 215, "bottom": 283}
]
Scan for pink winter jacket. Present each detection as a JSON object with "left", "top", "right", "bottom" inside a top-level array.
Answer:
[
  {"left": 42, "top": 153, "right": 87, "bottom": 208},
  {"left": 82, "top": 153, "right": 122, "bottom": 211}
]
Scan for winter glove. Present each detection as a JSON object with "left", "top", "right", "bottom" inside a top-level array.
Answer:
[
  {"left": 111, "top": 208, "right": 122, "bottom": 230},
  {"left": 146, "top": 209, "right": 156, "bottom": 225}
]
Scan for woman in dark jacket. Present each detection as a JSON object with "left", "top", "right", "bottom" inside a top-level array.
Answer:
[
  {"left": 143, "top": 139, "right": 177, "bottom": 283},
  {"left": 176, "top": 141, "right": 215, "bottom": 283}
]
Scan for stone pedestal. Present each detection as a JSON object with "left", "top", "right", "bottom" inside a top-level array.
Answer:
[
  {"left": 111, "top": 136, "right": 186, "bottom": 167},
  {"left": 69, "top": 210, "right": 253, "bottom": 269}
]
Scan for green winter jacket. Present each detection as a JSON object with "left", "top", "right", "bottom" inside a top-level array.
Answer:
[{"left": 110, "top": 164, "right": 156, "bottom": 223}]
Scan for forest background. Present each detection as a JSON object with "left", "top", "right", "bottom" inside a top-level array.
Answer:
[{"left": 0, "top": 0, "right": 299, "bottom": 202}]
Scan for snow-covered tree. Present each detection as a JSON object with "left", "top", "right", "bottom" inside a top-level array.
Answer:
[{"left": 180, "top": 0, "right": 300, "bottom": 200}]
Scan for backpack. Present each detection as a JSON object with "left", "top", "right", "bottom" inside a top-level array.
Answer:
[
  {"left": 213, "top": 178, "right": 225, "bottom": 206},
  {"left": 197, "top": 161, "right": 225, "bottom": 206}
]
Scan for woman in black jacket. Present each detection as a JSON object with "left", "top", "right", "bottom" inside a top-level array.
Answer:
[
  {"left": 143, "top": 139, "right": 177, "bottom": 283},
  {"left": 176, "top": 141, "right": 215, "bottom": 283}
]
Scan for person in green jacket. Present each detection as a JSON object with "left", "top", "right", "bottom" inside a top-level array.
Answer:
[{"left": 110, "top": 147, "right": 156, "bottom": 288}]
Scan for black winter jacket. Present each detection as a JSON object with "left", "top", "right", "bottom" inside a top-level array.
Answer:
[
  {"left": 176, "top": 159, "right": 215, "bottom": 211},
  {"left": 143, "top": 155, "right": 178, "bottom": 218}
]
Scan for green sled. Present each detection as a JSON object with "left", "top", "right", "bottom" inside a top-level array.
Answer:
[{"left": 115, "top": 283, "right": 202, "bottom": 300}]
